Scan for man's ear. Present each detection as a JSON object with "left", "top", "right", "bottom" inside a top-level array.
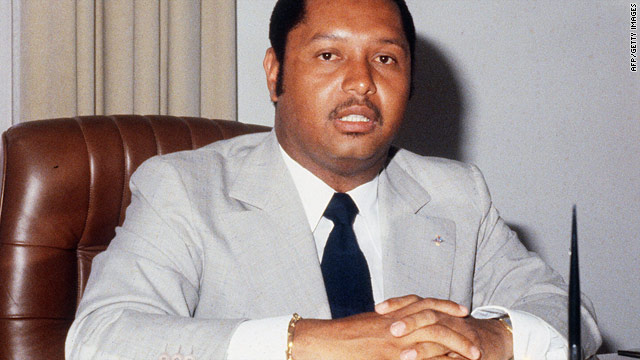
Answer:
[{"left": 263, "top": 48, "right": 280, "bottom": 103}]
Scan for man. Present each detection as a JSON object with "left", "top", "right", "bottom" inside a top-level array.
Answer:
[{"left": 66, "top": 0, "right": 602, "bottom": 359}]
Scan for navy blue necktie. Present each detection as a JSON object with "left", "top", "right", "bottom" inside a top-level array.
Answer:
[{"left": 320, "top": 193, "right": 375, "bottom": 319}]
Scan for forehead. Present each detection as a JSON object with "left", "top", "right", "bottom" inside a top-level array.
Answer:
[{"left": 293, "top": 0, "right": 406, "bottom": 45}]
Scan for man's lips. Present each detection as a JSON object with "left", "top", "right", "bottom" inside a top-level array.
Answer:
[
  {"left": 339, "top": 114, "right": 371, "bottom": 123},
  {"left": 329, "top": 100, "right": 382, "bottom": 134},
  {"left": 333, "top": 115, "right": 377, "bottom": 134}
]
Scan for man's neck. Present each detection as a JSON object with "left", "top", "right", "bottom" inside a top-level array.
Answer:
[
  {"left": 294, "top": 156, "right": 384, "bottom": 193},
  {"left": 277, "top": 143, "right": 385, "bottom": 193}
]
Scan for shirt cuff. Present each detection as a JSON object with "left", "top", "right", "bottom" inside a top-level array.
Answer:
[
  {"left": 226, "top": 315, "right": 291, "bottom": 360},
  {"left": 472, "top": 306, "right": 568, "bottom": 360}
]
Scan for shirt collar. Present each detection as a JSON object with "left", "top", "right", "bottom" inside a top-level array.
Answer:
[{"left": 279, "top": 145, "right": 379, "bottom": 231}]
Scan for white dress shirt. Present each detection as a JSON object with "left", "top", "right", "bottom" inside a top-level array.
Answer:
[{"left": 227, "top": 147, "right": 568, "bottom": 359}]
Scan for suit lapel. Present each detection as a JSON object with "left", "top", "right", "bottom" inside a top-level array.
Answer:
[
  {"left": 220, "top": 132, "right": 331, "bottom": 318},
  {"left": 379, "top": 153, "right": 457, "bottom": 301}
]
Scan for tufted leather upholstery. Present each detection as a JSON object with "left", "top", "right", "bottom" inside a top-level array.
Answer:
[{"left": 0, "top": 115, "right": 270, "bottom": 359}]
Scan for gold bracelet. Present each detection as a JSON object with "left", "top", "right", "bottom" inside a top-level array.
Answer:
[
  {"left": 286, "top": 313, "right": 302, "bottom": 360},
  {"left": 497, "top": 315, "right": 513, "bottom": 334}
]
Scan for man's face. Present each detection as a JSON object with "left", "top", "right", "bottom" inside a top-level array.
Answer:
[{"left": 265, "top": 0, "right": 411, "bottom": 185}]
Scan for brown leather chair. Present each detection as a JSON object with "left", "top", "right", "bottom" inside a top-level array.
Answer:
[{"left": 0, "top": 115, "right": 270, "bottom": 359}]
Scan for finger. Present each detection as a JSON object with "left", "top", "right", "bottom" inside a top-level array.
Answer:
[
  {"left": 390, "top": 309, "right": 443, "bottom": 337},
  {"left": 405, "top": 324, "right": 481, "bottom": 360},
  {"left": 399, "top": 348, "right": 469, "bottom": 360},
  {"left": 399, "top": 342, "right": 451, "bottom": 360},
  {"left": 389, "top": 298, "right": 468, "bottom": 319},
  {"left": 446, "top": 353, "right": 469, "bottom": 359},
  {"left": 376, "top": 294, "right": 423, "bottom": 314}
]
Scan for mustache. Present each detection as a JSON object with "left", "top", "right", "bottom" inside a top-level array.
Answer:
[{"left": 328, "top": 98, "right": 382, "bottom": 123}]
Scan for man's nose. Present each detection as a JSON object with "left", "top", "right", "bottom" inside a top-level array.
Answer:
[{"left": 341, "top": 59, "right": 377, "bottom": 96}]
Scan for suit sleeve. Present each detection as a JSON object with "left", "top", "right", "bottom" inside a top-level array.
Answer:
[
  {"left": 467, "top": 164, "right": 602, "bottom": 357},
  {"left": 65, "top": 157, "right": 242, "bottom": 360}
]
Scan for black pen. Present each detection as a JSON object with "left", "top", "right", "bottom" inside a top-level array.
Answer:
[{"left": 569, "top": 206, "right": 582, "bottom": 360}]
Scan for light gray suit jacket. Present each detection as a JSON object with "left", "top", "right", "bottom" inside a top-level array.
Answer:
[{"left": 66, "top": 131, "right": 601, "bottom": 359}]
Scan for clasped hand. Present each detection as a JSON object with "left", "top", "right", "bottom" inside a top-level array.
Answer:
[{"left": 292, "top": 295, "right": 513, "bottom": 360}]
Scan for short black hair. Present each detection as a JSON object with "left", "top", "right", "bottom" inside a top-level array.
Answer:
[{"left": 268, "top": 0, "right": 416, "bottom": 96}]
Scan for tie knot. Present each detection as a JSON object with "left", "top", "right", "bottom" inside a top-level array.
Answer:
[{"left": 323, "top": 193, "right": 359, "bottom": 225}]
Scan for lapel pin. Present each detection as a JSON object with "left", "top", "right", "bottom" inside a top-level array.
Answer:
[{"left": 433, "top": 236, "right": 444, "bottom": 246}]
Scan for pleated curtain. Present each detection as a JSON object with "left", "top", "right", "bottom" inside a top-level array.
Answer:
[{"left": 17, "top": 0, "right": 236, "bottom": 122}]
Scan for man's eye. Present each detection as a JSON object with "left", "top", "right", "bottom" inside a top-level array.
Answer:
[
  {"left": 319, "top": 52, "right": 334, "bottom": 61},
  {"left": 377, "top": 55, "right": 395, "bottom": 64}
]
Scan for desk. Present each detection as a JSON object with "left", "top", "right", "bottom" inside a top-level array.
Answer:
[{"left": 598, "top": 354, "right": 633, "bottom": 360}]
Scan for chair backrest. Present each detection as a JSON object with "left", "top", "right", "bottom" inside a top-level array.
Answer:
[{"left": 0, "top": 115, "right": 270, "bottom": 359}]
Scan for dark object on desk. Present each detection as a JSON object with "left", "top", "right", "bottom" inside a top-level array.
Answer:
[
  {"left": 569, "top": 206, "right": 582, "bottom": 360},
  {"left": 618, "top": 349, "right": 640, "bottom": 358}
]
